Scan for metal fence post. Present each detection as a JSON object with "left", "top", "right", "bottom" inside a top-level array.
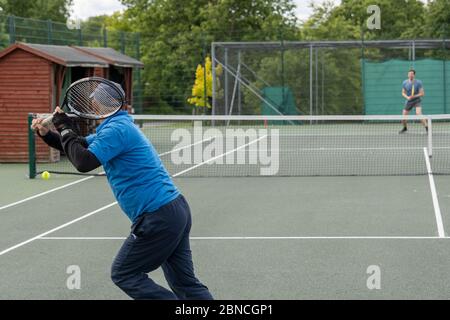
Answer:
[
  {"left": 211, "top": 42, "right": 216, "bottom": 118},
  {"left": 103, "top": 27, "right": 108, "bottom": 47},
  {"left": 224, "top": 47, "right": 229, "bottom": 115},
  {"left": 203, "top": 36, "right": 207, "bottom": 115},
  {"left": 309, "top": 44, "right": 313, "bottom": 120},
  {"left": 8, "top": 15, "right": 15, "bottom": 44},
  {"left": 120, "top": 31, "right": 125, "bottom": 53},
  {"left": 237, "top": 50, "right": 242, "bottom": 116},
  {"left": 135, "top": 33, "right": 143, "bottom": 114},
  {"left": 443, "top": 24, "right": 448, "bottom": 114},
  {"left": 280, "top": 31, "right": 286, "bottom": 113},
  {"left": 47, "top": 20, "right": 52, "bottom": 44},
  {"left": 361, "top": 28, "right": 366, "bottom": 115},
  {"left": 315, "top": 47, "right": 319, "bottom": 116}
]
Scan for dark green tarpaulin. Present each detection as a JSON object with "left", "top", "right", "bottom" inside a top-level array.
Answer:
[
  {"left": 363, "top": 59, "right": 449, "bottom": 115},
  {"left": 261, "top": 86, "right": 298, "bottom": 115}
]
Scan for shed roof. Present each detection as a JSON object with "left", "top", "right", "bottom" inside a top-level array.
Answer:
[
  {"left": 74, "top": 47, "right": 144, "bottom": 68},
  {"left": 0, "top": 43, "right": 108, "bottom": 67},
  {"left": 0, "top": 43, "right": 143, "bottom": 68}
]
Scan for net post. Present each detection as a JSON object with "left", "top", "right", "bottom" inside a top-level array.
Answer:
[
  {"left": 28, "top": 113, "right": 36, "bottom": 179},
  {"left": 427, "top": 116, "right": 432, "bottom": 158}
]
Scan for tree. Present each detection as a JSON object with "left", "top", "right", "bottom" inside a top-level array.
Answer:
[
  {"left": 198, "top": 0, "right": 298, "bottom": 41},
  {"left": 114, "top": 0, "right": 447, "bottom": 115},
  {"left": 336, "top": 0, "right": 426, "bottom": 39},
  {"left": 304, "top": 0, "right": 425, "bottom": 40},
  {"left": 300, "top": 1, "right": 361, "bottom": 40},
  {"left": 187, "top": 56, "right": 222, "bottom": 111},
  {"left": 119, "top": 0, "right": 298, "bottom": 114},
  {"left": 0, "top": 0, "right": 73, "bottom": 22},
  {"left": 422, "top": 0, "right": 450, "bottom": 38}
]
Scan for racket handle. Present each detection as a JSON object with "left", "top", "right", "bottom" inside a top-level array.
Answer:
[{"left": 41, "top": 114, "right": 54, "bottom": 127}]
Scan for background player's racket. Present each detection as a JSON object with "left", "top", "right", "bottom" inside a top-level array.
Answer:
[
  {"left": 40, "top": 77, "right": 125, "bottom": 126},
  {"left": 406, "top": 80, "right": 417, "bottom": 108}
]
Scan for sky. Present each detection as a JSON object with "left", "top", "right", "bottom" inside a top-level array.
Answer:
[
  {"left": 294, "top": 0, "right": 339, "bottom": 22},
  {"left": 70, "top": 0, "right": 126, "bottom": 20},
  {"left": 70, "top": 0, "right": 427, "bottom": 22},
  {"left": 70, "top": 0, "right": 339, "bottom": 21}
]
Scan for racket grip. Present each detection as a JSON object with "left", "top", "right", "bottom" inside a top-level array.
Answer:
[{"left": 41, "top": 114, "right": 54, "bottom": 127}]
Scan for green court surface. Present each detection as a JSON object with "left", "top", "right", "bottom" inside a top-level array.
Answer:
[{"left": 0, "top": 163, "right": 449, "bottom": 299}]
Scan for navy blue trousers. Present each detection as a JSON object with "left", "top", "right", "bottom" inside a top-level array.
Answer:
[{"left": 111, "top": 195, "right": 213, "bottom": 300}]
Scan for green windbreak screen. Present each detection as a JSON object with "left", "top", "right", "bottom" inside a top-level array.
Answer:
[
  {"left": 363, "top": 59, "right": 449, "bottom": 115},
  {"left": 261, "top": 87, "right": 299, "bottom": 116}
]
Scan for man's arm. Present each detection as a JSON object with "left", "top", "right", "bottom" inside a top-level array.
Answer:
[
  {"left": 413, "top": 88, "right": 425, "bottom": 99},
  {"left": 31, "top": 118, "right": 63, "bottom": 151},
  {"left": 411, "top": 81, "right": 424, "bottom": 100},
  {"left": 52, "top": 110, "right": 101, "bottom": 173},
  {"left": 402, "top": 88, "right": 410, "bottom": 100},
  {"left": 37, "top": 130, "right": 64, "bottom": 152},
  {"left": 32, "top": 117, "right": 90, "bottom": 155},
  {"left": 61, "top": 133, "right": 102, "bottom": 172}
]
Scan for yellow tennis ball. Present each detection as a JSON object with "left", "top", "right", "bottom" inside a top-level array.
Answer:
[{"left": 41, "top": 171, "right": 51, "bottom": 180}]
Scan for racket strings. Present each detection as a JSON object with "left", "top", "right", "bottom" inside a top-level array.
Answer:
[
  {"left": 67, "top": 80, "right": 124, "bottom": 118},
  {"left": 71, "top": 89, "right": 103, "bottom": 115}
]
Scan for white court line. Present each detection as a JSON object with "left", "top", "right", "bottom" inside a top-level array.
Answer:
[
  {"left": 172, "top": 135, "right": 268, "bottom": 177},
  {"left": 0, "top": 176, "right": 96, "bottom": 211},
  {"left": 423, "top": 148, "right": 446, "bottom": 238},
  {"left": 217, "top": 147, "right": 427, "bottom": 152},
  {"left": 0, "top": 136, "right": 267, "bottom": 255},
  {"left": 37, "top": 236, "right": 450, "bottom": 240},
  {"left": 5, "top": 138, "right": 443, "bottom": 257},
  {"left": 0, "top": 202, "right": 117, "bottom": 256},
  {"left": 190, "top": 236, "right": 450, "bottom": 240},
  {"left": 39, "top": 237, "right": 126, "bottom": 240},
  {"left": 0, "top": 136, "right": 215, "bottom": 211}
]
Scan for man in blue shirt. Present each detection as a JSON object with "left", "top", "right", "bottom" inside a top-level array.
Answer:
[
  {"left": 399, "top": 69, "right": 427, "bottom": 134},
  {"left": 31, "top": 82, "right": 213, "bottom": 300}
]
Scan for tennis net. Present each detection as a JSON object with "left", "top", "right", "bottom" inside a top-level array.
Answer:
[{"left": 28, "top": 114, "right": 450, "bottom": 178}]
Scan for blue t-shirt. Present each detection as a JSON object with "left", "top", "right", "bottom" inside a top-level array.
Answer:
[
  {"left": 402, "top": 79, "right": 423, "bottom": 104},
  {"left": 86, "top": 111, "right": 180, "bottom": 223}
]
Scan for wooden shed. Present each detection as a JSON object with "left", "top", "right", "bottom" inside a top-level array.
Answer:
[{"left": 0, "top": 42, "right": 143, "bottom": 162}]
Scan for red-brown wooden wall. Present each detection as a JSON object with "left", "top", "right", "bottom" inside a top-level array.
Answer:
[{"left": 0, "top": 49, "right": 52, "bottom": 162}]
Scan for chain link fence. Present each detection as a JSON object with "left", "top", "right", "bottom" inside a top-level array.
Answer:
[
  {"left": 0, "top": 14, "right": 448, "bottom": 116},
  {"left": 213, "top": 36, "right": 450, "bottom": 116}
]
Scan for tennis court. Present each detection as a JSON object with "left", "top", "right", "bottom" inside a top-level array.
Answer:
[{"left": 1, "top": 115, "right": 450, "bottom": 299}]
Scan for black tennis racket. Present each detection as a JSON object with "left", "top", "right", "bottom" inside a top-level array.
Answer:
[{"left": 41, "top": 77, "right": 126, "bottom": 126}]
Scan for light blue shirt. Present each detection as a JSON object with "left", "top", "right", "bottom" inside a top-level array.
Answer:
[
  {"left": 86, "top": 111, "right": 180, "bottom": 223},
  {"left": 402, "top": 79, "right": 423, "bottom": 104}
]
